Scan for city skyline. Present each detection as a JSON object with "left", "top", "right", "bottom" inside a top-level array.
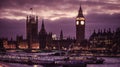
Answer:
[{"left": 0, "top": 0, "right": 120, "bottom": 40}]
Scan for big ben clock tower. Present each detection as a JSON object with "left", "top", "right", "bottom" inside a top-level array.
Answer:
[{"left": 76, "top": 6, "right": 85, "bottom": 43}]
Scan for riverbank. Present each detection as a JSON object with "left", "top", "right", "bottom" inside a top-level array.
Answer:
[
  {"left": 75, "top": 53, "right": 120, "bottom": 57},
  {"left": 82, "top": 54, "right": 120, "bottom": 57}
]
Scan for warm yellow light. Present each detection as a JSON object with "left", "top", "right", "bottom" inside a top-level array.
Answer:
[
  {"left": 52, "top": 34, "right": 57, "bottom": 40},
  {"left": 34, "top": 65, "right": 38, "bottom": 67},
  {"left": 80, "top": 17, "right": 85, "bottom": 20},
  {"left": 76, "top": 17, "right": 85, "bottom": 21},
  {"left": 81, "top": 21, "right": 84, "bottom": 25},
  {"left": 76, "top": 18, "right": 79, "bottom": 20},
  {"left": 76, "top": 21, "right": 79, "bottom": 25}
]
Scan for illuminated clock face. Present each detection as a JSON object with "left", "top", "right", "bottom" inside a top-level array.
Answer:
[
  {"left": 76, "top": 21, "right": 79, "bottom": 25},
  {"left": 81, "top": 21, "right": 84, "bottom": 25}
]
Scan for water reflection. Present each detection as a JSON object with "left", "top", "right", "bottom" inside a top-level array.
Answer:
[
  {"left": 33, "top": 65, "right": 44, "bottom": 67},
  {"left": 0, "top": 57, "right": 120, "bottom": 67},
  {"left": 87, "top": 57, "right": 120, "bottom": 67},
  {"left": 34, "top": 65, "right": 38, "bottom": 67},
  {"left": 88, "top": 64, "right": 119, "bottom": 67}
]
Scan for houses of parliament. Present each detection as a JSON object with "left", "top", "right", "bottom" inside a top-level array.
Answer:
[
  {"left": 0, "top": 6, "right": 85, "bottom": 50},
  {"left": 0, "top": 6, "right": 120, "bottom": 53}
]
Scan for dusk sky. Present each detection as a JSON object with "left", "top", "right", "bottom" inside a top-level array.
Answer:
[{"left": 0, "top": 0, "right": 120, "bottom": 40}]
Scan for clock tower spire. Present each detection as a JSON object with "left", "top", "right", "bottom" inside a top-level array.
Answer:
[
  {"left": 76, "top": 5, "right": 85, "bottom": 43},
  {"left": 77, "top": 5, "right": 84, "bottom": 17}
]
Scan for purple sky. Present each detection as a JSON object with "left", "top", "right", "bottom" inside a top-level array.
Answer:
[{"left": 0, "top": 0, "right": 120, "bottom": 40}]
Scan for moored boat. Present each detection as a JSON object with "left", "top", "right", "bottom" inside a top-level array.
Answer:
[
  {"left": 55, "top": 60, "right": 86, "bottom": 67},
  {"left": 83, "top": 56, "right": 105, "bottom": 64}
]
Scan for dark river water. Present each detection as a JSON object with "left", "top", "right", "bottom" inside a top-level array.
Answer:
[{"left": 0, "top": 57, "right": 120, "bottom": 67}]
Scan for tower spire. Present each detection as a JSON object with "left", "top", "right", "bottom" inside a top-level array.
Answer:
[
  {"left": 40, "top": 19, "right": 47, "bottom": 34},
  {"left": 60, "top": 30, "right": 63, "bottom": 40},
  {"left": 29, "top": 8, "right": 34, "bottom": 16},
  {"left": 93, "top": 29, "right": 96, "bottom": 34},
  {"left": 42, "top": 19, "right": 45, "bottom": 29},
  {"left": 77, "top": 5, "right": 84, "bottom": 17}
]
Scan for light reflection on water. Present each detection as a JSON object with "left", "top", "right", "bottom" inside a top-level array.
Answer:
[
  {"left": 87, "top": 57, "right": 120, "bottom": 67},
  {"left": 33, "top": 65, "right": 44, "bottom": 67},
  {"left": 0, "top": 57, "right": 120, "bottom": 67},
  {"left": 88, "top": 64, "right": 119, "bottom": 67},
  {"left": 34, "top": 65, "right": 38, "bottom": 67}
]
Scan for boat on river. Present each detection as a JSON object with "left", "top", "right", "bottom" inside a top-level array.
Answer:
[
  {"left": 55, "top": 60, "right": 86, "bottom": 67},
  {"left": 83, "top": 56, "right": 105, "bottom": 64}
]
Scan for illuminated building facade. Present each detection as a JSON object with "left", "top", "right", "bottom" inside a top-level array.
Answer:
[
  {"left": 1, "top": 6, "right": 82, "bottom": 50},
  {"left": 112, "top": 28, "right": 120, "bottom": 52},
  {"left": 16, "top": 36, "right": 28, "bottom": 49},
  {"left": 0, "top": 38, "right": 6, "bottom": 52},
  {"left": 89, "top": 29, "right": 113, "bottom": 48},
  {"left": 89, "top": 28, "right": 120, "bottom": 53},
  {"left": 0, "top": 6, "right": 119, "bottom": 53}
]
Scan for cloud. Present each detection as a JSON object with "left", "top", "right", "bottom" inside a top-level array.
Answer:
[
  {"left": 0, "top": 0, "right": 120, "bottom": 39},
  {"left": 1, "top": 0, "right": 120, "bottom": 20}
]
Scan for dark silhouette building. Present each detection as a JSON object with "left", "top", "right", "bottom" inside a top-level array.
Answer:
[
  {"left": 89, "top": 29, "right": 113, "bottom": 48},
  {"left": 60, "top": 30, "right": 63, "bottom": 40},
  {"left": 112, "top": 28, "right": 120, "bottom": 53},
  {"left": 39, "top": 20, "right": 48, "bottom": 49},
  {"left": 50, "top": 30, "right": 76, "bottom": 50},
  {"left": 1, "top": 6, "right": 84, "bottom": 50},
  {"left": 0, "top": 38, "right": 6, "bottom": 52},
  {"left": 26, "top": 13, "right": 38, "bottom": 49},
  {"left": 76, "top": 6, "right": 85, "bottom": 44},
  {"left": 89, "top": 28, "right": 120, "bottom": 53},
  {"left": 39, "top": 22, "right": 76, "bottom": 50}
]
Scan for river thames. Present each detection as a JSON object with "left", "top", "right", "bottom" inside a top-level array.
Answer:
[{"left": 0, "top": 57, "right": 120, "bottom": 67}]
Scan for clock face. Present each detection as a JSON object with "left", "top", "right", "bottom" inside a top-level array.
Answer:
[
  {"left": 81, "top": 21, "right": 84, "bottom": 25},
  {"left": 76, "top": 21, "right": 79, "bottom": 25}
]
